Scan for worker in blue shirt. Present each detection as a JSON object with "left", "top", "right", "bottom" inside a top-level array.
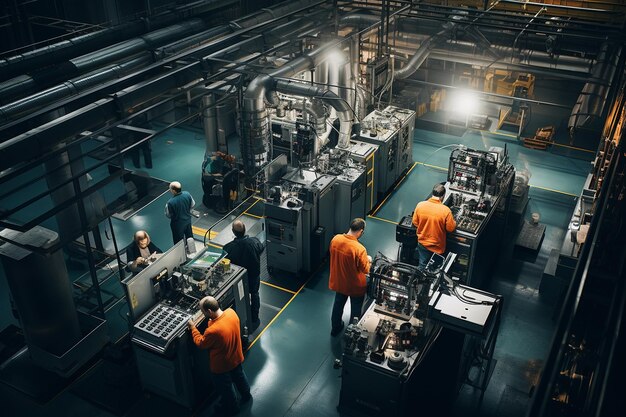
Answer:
[{"left": 165, "top": 181, "right": 195, "bottom": 244}]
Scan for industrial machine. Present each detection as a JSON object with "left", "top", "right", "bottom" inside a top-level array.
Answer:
[
  {"left": 344, "top": 139, "right": 379, "bottom": 213},
  {"left": 264, "top": 168, "right": 336, "bottom": 274},
  {"left": 444, "top": 146, "right": 514, "bottom": 286},
  {"left": 338, "top": 253, "right": 501, "bottom": 416},
  {"left": 358, "top": 106, "right": 415, "bottom": 201},
  {"left": 496, "top": 72, "right": 536, "bottom": 135},
  {"left": 314, "top": 148, "right": 368, "bottom": 234},
  {"left": 122, "top": 241, "right": 250, "bottom": 408},
  {"left": 270, "top": 111, "right": 317, "bottom": 166},
  {"left": 397, "top": 146, "right": 514, "bottom": 287},
  {"left": 365, "top": 57, "right": 390, "bottom": 98},
  {"left": 0, "top": 226, "right": 109, "bottom": 377}
]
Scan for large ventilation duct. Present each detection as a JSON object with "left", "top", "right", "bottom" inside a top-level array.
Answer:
[
  {"left": 241, "top": 46, "right": 329, "bottom": 174},
  {"left": 0, "top": 0, "right": 237, "bottom": 80},
  {"left": 568, "top": 43, "right": 621, "bottom": 132},
  {"left": 429, "top": 40, "right": 593, "bottom": 74},
  {"left": 155, "top": 25, "right": 231, "bottom": 59},
  {"left": 340, "top": 12, "right": 381, "bottom": 27},
  {"left": 392, "top": 13, "right": 598, "bottom": 80},
  {"left": 241, "top": 44, "right": 351, "bottom": 175},
  {"left": 395, "top": 24, "right": 457, "bottom": 80},
  {"left": 230, "top": 0, "right": 322, "bottom": 29},
  {"left": 0, "top": 23, "right": 233, "bottom": 121},
  {"left": 0, "top": 18, "right": 208, "bottom": 103},
  {"left": 276, "top": 79, "right": 352, "bottom": 148},
  {"left": 0, "top": 54, "right": 152, "bottom": 122},
  {"left": 202, "top": 93, "right": 218, "bottom": 153},
  {"left": 309, "top": 100, "right": 332, "bottom": 153}
]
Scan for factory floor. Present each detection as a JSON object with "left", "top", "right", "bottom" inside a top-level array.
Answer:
[{"left": 0, "top": 114, "right": 593, "bottom": 417}]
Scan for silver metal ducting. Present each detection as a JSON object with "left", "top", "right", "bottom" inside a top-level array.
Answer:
[
  {"left": 394, "top": 28, "right": 451, "bottom": 80},
  {"left": 0, "top": 18, "right": 208, "bottom": 103},
  {"left": 0, "top": 54, "right": 152, "bottom": 122},
  {"left": 275, "top": 79, "right": 352, "bottom": 148},
  {"left": 230, "top": 0, "right": 323, "bottom": 29},
  {"left": 241, "top": 46, "right": 327, "bottom": 174},
  {"left": 304, "top": 99, "right": 330, "bottom": 155},
  {"left": 241, "top": 44, "right": 353, "bottom": 174},
  {"left": 355, "top": 85, "right": 367, "bottom": 121},
  {"left": 203, "top": 93, "right": 218, "bottom": 153},
  {"left": 155, "top": 26, "right": 231, "bottom": 58},
  {"left": 339, "top": 12, "right": 381, "bottom": 27},
  {"left": 0, "top": 0, "right": 237, "bottom": 80}
]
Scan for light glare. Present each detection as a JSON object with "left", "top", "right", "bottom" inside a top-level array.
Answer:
[
  {"left": 327, "top": 49, "right": 346, "bottom": 67},
  {"left": 449, "top": 90, "right": 479, "bottom": 115}
]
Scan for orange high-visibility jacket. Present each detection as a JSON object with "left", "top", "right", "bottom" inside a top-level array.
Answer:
[
  {"left": 329, "top": 234, "right": 370, "bottom": 297},
  {"left": 191, "top": 308, "right": 244, "bottom": 374},
  {"left": 412, "top": 197, "right": 456, "bottom": 254}
]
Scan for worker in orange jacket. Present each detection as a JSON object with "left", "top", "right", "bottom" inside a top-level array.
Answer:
[
  {"left": 329, "top": 218, "right": 372, "bottom": 336},
  {"left": 188, "top": 296, "right": 251, "bottom": 416},
  {"left": 412, "top": 183, "right": 457, "bottom": 269}
]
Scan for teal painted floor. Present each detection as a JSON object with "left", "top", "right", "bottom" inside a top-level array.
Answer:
[{"left": 0, "top": 118, "right": 592, "bottom": 417}]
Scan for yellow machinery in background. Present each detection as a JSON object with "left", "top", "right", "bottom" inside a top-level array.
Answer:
[
  {"left": 485, "top": 71, "right": 535, "bottom": 136},
  {"left": 523, "top": 125, "right": 555, "bottom": 150}
]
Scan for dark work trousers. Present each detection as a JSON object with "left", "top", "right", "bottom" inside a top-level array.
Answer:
[
  {"left": 331, "top": 292, "right": 364, "bottom": 331},
  {"left": 130, "top": 141, "right": 152, "bottom": 168},
  {"left": 415, "top": 242, "right": 435, "bottom": 269},
  {"left": 249, "top": 275, "right": 260, "bottom": 323},
  {"left": 211, "top": 364, "right": 251, "bottom": 414},
  {"left": 170, "top": 222, "right": 192, "bottom": 244}
]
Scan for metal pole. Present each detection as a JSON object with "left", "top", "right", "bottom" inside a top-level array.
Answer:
[
  {"left": 108, "top": 216, "right": 125, "bottom": 281},
  {"left": 73, "top": 178, "right": 105, "bottom": 318}
]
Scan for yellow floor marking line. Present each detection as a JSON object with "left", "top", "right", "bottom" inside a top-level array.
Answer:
[
  {"left": 529, "top": 184, "right": 578, "bottom": 197},
  {"left": 192, "top": 225, "right": 218, "bottom": 239},
  {"left": 367, "top": 215, "right": 398, "bottom": 225},
  {"left": 247, "top": 278, "right": 310, "bottom": 351},
  {"left": 261, "top": 280, "right": 297, "bottom": 294},
  {"left": 551, "top": 142, "right": 595, "bottom": 153}
]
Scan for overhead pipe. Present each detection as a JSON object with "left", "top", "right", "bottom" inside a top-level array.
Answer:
[
  {"left": 393, "top": 12, "right": 465, "bottom": 80},
  {"left": 0, "top": 0, "right": 237, "bottom": 81},
  {"left": 393, "top": 29, "right": 448, "bottom": 80},
  {"left": 0, "top": 54, "right": 152, "bottom": 122},
  {"left": 0, "top": 18, "right": 208, "bottom": 103},
  {"left": 154, "top": 25, "right": 231, "bottom": 59},
  {"left": 339, "top": 12, "right": 381, "bottom": 27},
  {"left": 395, "top": 13, "right": 606, "bottom": 59},
  {"left": 0, "top": 0, "right": 330, "bottom": 171},
  {"left": 392, "top": 30, "right": 594, "bottom": 75},
  {"left": 1, "top": 2, "right": 328, "bottom": 147},
  {"left": 230, "top": 0, "right": 322, "bottom": 29}
]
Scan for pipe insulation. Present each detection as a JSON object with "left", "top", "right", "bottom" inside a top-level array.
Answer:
[
  {"left": 0, "top": 54, "right": 152, "bottom": 122},
  {"left": 0, "top": 0, "right": 238, "bottom": 80},
  {"left": 0, "top": 18, "right": 208, "bottom": 103}
]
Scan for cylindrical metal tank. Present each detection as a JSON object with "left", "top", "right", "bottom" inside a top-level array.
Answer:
[{"left": 0, "top": 227, "right": 81, "bottom": 356}]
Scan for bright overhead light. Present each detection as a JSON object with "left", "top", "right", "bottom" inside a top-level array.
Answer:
[
  {"left": 326, "top": 49, "right": 346, "bottom": 67},
  {"left": 449, "top": 90, "right": 479, "bottom": 115}
]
